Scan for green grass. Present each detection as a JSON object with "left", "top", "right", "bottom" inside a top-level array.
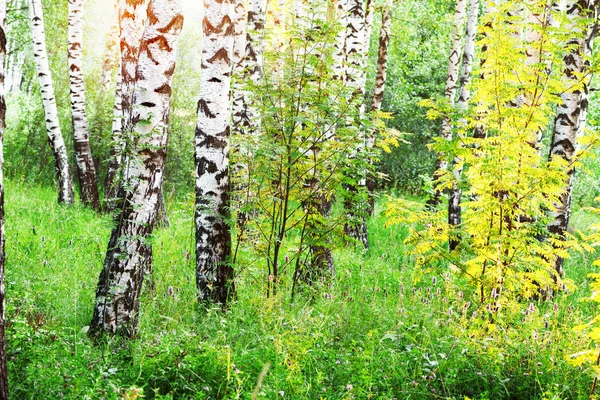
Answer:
[{"left": 4, "top": 181, "right": 600, "bottom": 399}]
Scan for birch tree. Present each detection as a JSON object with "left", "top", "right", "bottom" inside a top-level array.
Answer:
[
  {"left": 370, "top": 0, "right": 392, "bottom": 114},
  {"left": 235, "top": 0, "right": 267, "bottom": 137},
  {"left": 68, "top": 0, "right": 100, "bottom": 210},
  {"left": 341, "top": 0, "right": 370, "bottom": 249},
  {"left": 0, "top": 0, "right": 8, "bottom": 396},
  {"left": 448, "top": 0, "right": 479, "bottom": 250},
  {"left": 89, "top": 0, "right": 183, "bottom": 337},
  {"left": 195, "top": 0, "right": 236, "bottom": 304},
  {"left": 366, "top": 0, "right": 393, "bottom": 215},
  {"left": 427, "top": 0, "right": 467, "bottom": 209},
  {"left": 231, "top": 0, "right": 247, "bottom": 136},
  {"left": 548, "top": 0, "right": 599, "bottom": 276},
  {"left": 29, "top": 0, "right": 74, "bottom": 204},
  {"left": 104, "top": 0, "right": 149, "bottom": 210}
]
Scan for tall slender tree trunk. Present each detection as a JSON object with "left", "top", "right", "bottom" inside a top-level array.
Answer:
[
  {"left": 231, "top": 0, "right": 247, "bottom": 136},
  {"left": 89, "top": 0, "right": 183, "bottom": 337},
  {"left": 448, "top": 0, "right": 479, "bottom": 250},
  {"left": 427, "top": 0, "right": 467, "bottom": 209},
  {"left": 366, "top": 0, "right": 392, "bottom": 215},
  {"left": 104, "top": 65, "right": 123, "bottom": 208},
  {"left": 371, "top": 0, "right": 392, "bottom": 114},
  {"left": 99, "top": 0, "right": 120, "bottom": 92},
  {"left": 68, "top": 0, "right": 100, "bottom": 210},
  {"left": 195, "top": 0, "right": 236, "bottom": 305},
  {"left": 237, "top": 0, "right": 266, "bottom": 136},
  {"left": 0, "top": 1, "right": 8, "bottom": 396},
  {"left": 363, "top": 0, "right": 374, "bottom": 56},
  {"left": 548, "top": 0, "right": 599, "bottom": 277},
  {"left": 29, "top": 0, "right": 75, "bottom": 205},
  {"left": 340, "top": 0, "right": 370, "bottom": 248},
  {"left": 104, "top": 0, "right": 149, "bottom": 211}
]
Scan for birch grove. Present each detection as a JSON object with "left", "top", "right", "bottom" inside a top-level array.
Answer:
[
  {"left": 29, "top": 0, "right": 74, "bottom": 204},
  {"left": 89, "top": 0, "right": 183, "bottom": 337}
]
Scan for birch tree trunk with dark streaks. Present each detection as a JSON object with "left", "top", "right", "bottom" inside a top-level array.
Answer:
[
  {"left": 68, "top": 0, "right": 101, "bottom": 210},
  {"left": 195, "top": 0, "right": 236, "bottom": 305},
  {"left": 231, "top": 0, "right": 247, "bottom": 135},
  {"left": 104, "top": 0, "right": 149, "bottom": 211},
  {"left": 427, "top": 0, "right": 467, "bottom": 209},
  {"left": 341, "top": 0, "right": 370, "bottom": 249},
  {"left": 448, "top": 0, "right": 479, "bottom": 250},
  {"left": 365, "top": 0, "right": 392, "bottom": 216},
  {"left": 89, "top": 0, "right": 183, "bottom": 337},
  {"left": 0, "top": 0, "right": 8, "bottom": 395},
  {"left": 29, "top": 0, "right": 75, "bottom": 205},
  {"left": 548, "top": 0, "right": 599, "bottom": 277},
  {"left": 104, "top": 66, "right": 124, "bottom": 207}
]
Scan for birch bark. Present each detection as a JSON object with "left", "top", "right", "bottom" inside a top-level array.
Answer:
[
  {"left": 0, "top": 0, "right": 8, "bottom": 395},
  {"left": 195, "top": 0, "right": 236, "bottom": 304},
  {"left": 548, "top": 0, "right": 599, "bottom": 276},
  {"left": 341, "top": 0, "right": 370, "bottom": 248},
  {"left": 68, "top": 0, "right": 100, "bottom": 210},
  {"left": 29, "top": 0, "right": 75, "bottom": 204},
  {"left": 104, "top": 0, "right": 149, "bottom": 210},
  {"left": 427, "top": 0, "right": 467, "bottom": 209},
  {"left": 448, "top": 0, "right": 479, "bottom": 249},
  {"left": 89, "top": 0, "right": 183, "bottom": 337}
]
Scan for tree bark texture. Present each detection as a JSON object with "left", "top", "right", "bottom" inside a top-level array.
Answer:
[
  {"left": 89, "top": 0, "right": 183, "bottom": 337},
  {"left": 236, "top": 0, "right": 266, "bottom": 137},
  {"left": 370, "top": 0, "right": 392, "bottom": 113},
  {"left": 195, "top": 0, "right": 236, "bottom": 305},
  {"left": 448, "top": 0, "right": 479, "bottom": 250},
  {"left": 104, "top": 0, "right": 149, "bottom": 211},
  {"left": 547, "top": 0, "right": 598, "bottom": 276},
  {"left": 365, "top": 0, "right": 392, "bottom": 215},
  {"left": 104, "top": 65, "right": 124, "bottom": 209},
  {"left": 341, "top": 0, "right": 370, "bottom": 249},
  {"left": 427, "top": 0, "right": 467, "bottom": 209},
  {"left": 29, "top": 0, "right": 75, "bottom": 205},
  {"left": 68, "top": 0, "right": 101, "bottom": 210},
  {"left": 231, "top": 0, "right": 247, "bottom": 136},
  {"left": 0, "top": 0, "right": 8, "bottom": 396}
]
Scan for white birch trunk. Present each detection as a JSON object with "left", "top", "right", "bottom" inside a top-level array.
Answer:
[
  {"left": 0, "top": 0, "right": 8, "bottom": 395},
  {"left": 342, "top": 0, "right": 370, "bottom": 248},
  {"left": 370, "top": 0, "right": 392, "bottom": 113},
  {"left": 238, "top": 0, "right": 266, "bottom": 136},
  {"left": 363, "top": 0, "right": 374, "bottom": 57},
  {"left": 231, "top": 0, "right": 247, "bottom": 136},
  {"left": 365, "top": 0, "right": 392, "bottom": 216},
  {"left": 104, "top": 0, "right": 149, "bottom": 210},
  {"left": 104, "top": 65, "right": 124, "bottom": 207},
  {"left": 427, "top": 0, "right": 467, "bottom": 209},
  {"left": 195, "top": 0, "right": 236, "bottom": 304},
  {"left": 547, "top": 0, "right": 598, "bottom": 276},
  {"left": 29, "top": 0, "right": 75, "bottom": 205},
  {"left": 89, "top": 0, "right": 183, "bottom": 337},
  {"left": 448, "top": 0, "right": 479, "bottom": 249},
  {"left": 68, "top": 0, "right": 100, "bottom": 210}
]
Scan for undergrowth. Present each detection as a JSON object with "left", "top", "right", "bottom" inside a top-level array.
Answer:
[{"left": 4, "top": 181, "right": 599, "bottom": 399}]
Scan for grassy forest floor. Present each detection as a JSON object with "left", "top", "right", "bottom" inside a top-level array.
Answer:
[{"left": 4, "top": 181, "right": 600, "bottom": 399}]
